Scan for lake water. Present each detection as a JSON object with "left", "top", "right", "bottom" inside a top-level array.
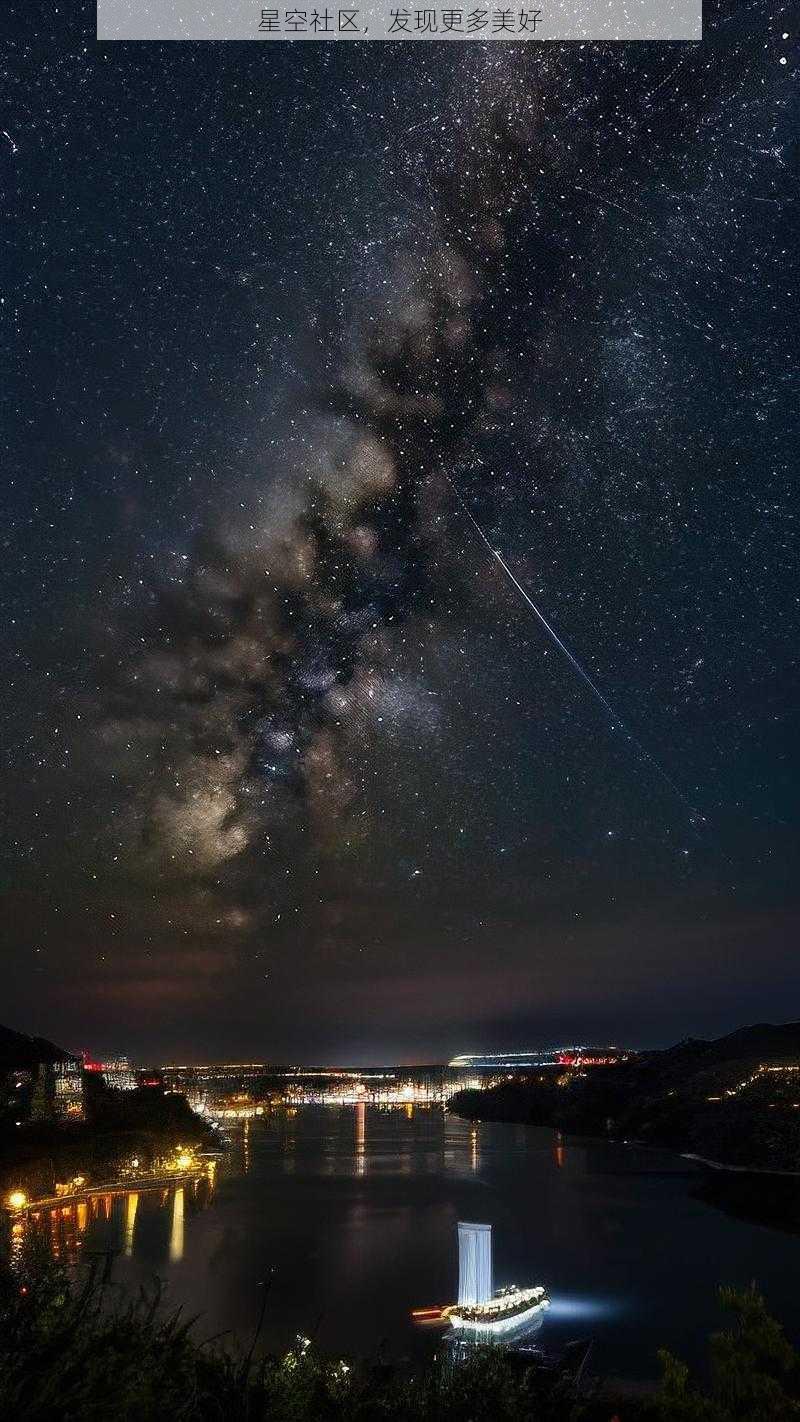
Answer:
[{"left": 66, "top": 1106, "right": 800, "bottom": 1377}]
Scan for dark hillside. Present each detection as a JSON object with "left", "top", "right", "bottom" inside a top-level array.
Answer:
[
  {"left": 448, "top": 1022, "right": 800, "bottom": 1171},
  {"left": 0, "top": 1025, "right": 67, "bottom": 1072}
]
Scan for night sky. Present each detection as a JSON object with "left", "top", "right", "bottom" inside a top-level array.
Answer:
[{"left": 2, "top": 2, "right": 798, "bottom": 1064}]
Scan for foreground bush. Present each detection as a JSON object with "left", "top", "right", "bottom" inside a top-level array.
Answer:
[
  {"left": 0, "top": 1244, "right": 584, "bottom": 1422},
  {"left": 654, "top": 1285, "right": 800, "bottom": 1421},
  {"left": 1, "top": 1246, "right": 800, "bottom": 1422}
]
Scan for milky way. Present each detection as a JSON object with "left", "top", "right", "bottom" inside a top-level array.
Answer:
[{"left": 2, "top": 4, "right": 798, "bottom": 1058}]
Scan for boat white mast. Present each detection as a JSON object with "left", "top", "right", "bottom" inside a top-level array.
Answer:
[{"left": 457, "top": 1221, "right": 493, "bottom": 1306}]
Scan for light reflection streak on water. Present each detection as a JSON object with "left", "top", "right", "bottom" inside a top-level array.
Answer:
[
  {"left": 354, "top": 1101, "right": 366, "bottom": 1176},
  {"left": 6, "top": 1169, "right": 215, "bottom": 1271},
  {"left": 470, "top": 1125, "right": 479, "bottom": 1173},
  {"left": 169, "top": 1187, "right": 185, "bottom": 1262},
  {"left": 546, "top": 1294, "right": 624, "bottom": 1322},
  {"left": 124, "top": 1192, "right": 139, "bottom": 1257}
]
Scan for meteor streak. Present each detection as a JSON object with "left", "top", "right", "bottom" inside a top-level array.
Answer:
[{"left": 449, "top": 480, "right": 704, "bottom": 824}]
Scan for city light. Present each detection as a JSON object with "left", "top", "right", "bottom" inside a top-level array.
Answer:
[{"left": 6, "top": 1190, "right": 28, "bottom": 1211}]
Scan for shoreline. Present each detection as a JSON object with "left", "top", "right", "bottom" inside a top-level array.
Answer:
[
  {"left": 449, "top": 1104, "right": 799, "bottom": 1180},
  {"left": 682, "top": 1151, "right": 800, "bottom": 1179}
]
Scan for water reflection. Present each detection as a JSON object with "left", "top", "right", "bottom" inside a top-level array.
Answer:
[
  {"left": 169, "top": 1187, "right": 185, "bottom": 1263},
  {"left": 282, "top": 1111, "right": 297, "bottom": 1175},
  {"left": 9, "top": 1218, "right": 24, "bottom": 1270},
  {"left": 8, "top": 1111, "right": 792, "bottom": 1377},
  {"left": 7, "top": 1169, "right": 216, "bottom": 1271},
  {"left": 222, "top": 1101, "right": 481, "bottom": 1183},
  {"left": 124, "top": 1192, "right": 138, "bottom": 1257},
  {"left": 354, "top": 1101, "right": 366, "bottom": 1175}
]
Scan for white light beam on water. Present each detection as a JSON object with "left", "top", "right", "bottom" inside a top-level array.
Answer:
[
  {"left": 546, "top": 1293, "right": 625, "bottom": 1322},
  {"left": 448, "top": 480, "right": 705, "bottom": 824}
]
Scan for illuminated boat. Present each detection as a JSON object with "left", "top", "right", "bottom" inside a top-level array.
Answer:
[{"left": 443, "top": 1222, "right": 550, "bottom": 1334}]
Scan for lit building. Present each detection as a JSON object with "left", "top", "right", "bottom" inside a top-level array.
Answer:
[
  {"left": 448, "top": 1047, "right": 630, "bottom": 1077},
  {"left": 104, "top": 1056, "right": 137, "bottom": 1091},
  {"left": 82, "top": 1052, "right": 137, "bottom": 1091},
  {"left": 1, "top": 1026, "right": 80, "bottom": 1126},
  {"left": 31, "top": 1058, "right": 85, "bottom": 1122},
  {"left": 53, "top": 1059, "right": 85, "bottom": 1119}
]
